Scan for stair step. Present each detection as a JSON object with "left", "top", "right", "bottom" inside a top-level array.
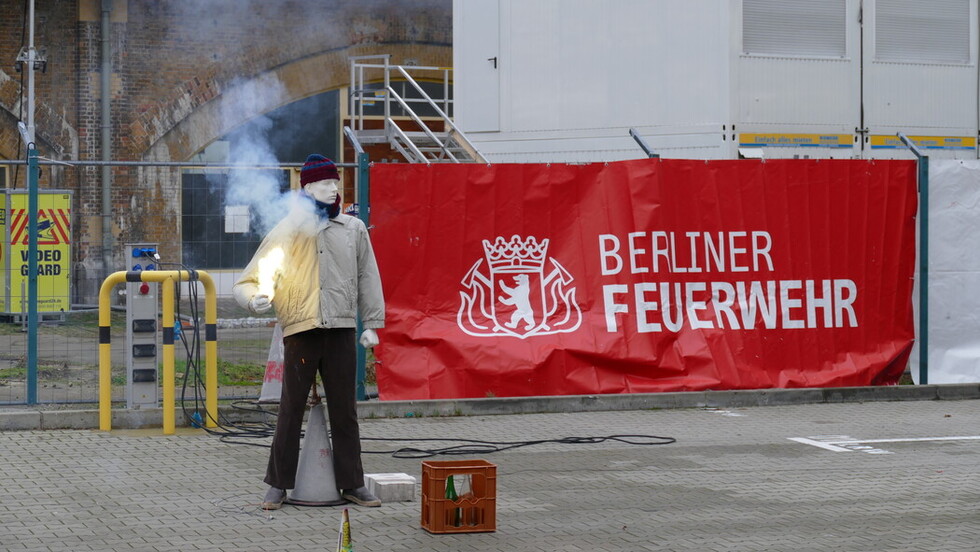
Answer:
[{"left": 417, "top": 147, "right": 466, "bottom": 153}]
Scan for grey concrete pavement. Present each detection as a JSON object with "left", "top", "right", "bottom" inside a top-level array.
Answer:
[{"left": 3, "top": 393, "right": 980, "bottom": 551}]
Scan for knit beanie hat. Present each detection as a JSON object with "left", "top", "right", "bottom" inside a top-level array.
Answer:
[{"left": 300, "top": 154, "right": 339, "bottom": 187}]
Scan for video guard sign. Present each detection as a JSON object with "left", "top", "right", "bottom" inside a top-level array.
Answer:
[{"left": 0, "top": 190, "right": 72, "bottom": 314}]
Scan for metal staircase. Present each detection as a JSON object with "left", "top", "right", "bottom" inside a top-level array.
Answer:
[{"left": 348, "top": 55, "right": 486, "bottom": 164}]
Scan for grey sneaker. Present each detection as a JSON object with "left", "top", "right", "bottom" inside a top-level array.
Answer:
[
  {"left": 262, "top": 487, "right": 286, "bottom": 510},
  {"left": 342, "top": 486, "right": 381, "bottom": 507}
]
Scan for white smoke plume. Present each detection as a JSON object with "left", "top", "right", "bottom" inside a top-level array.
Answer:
[{"left": 213, "top": 75, "right": 299, "bottom": 235}]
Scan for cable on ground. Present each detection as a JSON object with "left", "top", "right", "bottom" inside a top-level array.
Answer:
[{"left": 158, "top": 253, "right": 677, "bottom": 457}]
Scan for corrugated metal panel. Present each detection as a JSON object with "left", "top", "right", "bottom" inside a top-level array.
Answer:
[
  {"left": 743, "top": 0, "right": 846, "bottom": 57},
  {"left": 875, "top": 0, "right": 970, "bottom": 63}
]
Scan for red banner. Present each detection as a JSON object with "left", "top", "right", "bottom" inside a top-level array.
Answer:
[{"left": 370, "top": 159, "right": 918, "bottom": 400}]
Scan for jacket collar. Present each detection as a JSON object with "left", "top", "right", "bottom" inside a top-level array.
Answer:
[{"left": 316, "top": 212, "right": 353, "bottom": 231}]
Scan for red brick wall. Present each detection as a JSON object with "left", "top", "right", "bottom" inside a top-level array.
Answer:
[{"left": 0, "top": 0, "right": 451, "bottom": 302}]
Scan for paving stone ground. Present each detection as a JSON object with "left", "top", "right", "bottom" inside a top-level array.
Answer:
[{"left": 2, "top": 399, "right": 980, "bottom": 551}]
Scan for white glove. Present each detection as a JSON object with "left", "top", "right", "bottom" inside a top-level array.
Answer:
[
  {"left": 359, "top": 329, "right": 379, "bottom": 348},
  {"left": 249, "top": 293, "right": 272, "bottom": 314}
]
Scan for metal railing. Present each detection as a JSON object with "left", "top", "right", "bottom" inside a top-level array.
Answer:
[
  {"left": 898, "top": 132, "right": 929, "bottom": 385},
  {"left": 348, "top": 54, "right": 485, "bottom": 164},
  {"left": 99, "top": 270, "right": 218, "bottom": 434}
]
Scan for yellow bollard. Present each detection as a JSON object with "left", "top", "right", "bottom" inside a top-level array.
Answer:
[
  {"left": 203, "top": 281, "right": 218, "bottom": 429},
  {"left": 98, "top": 272, "right": 126, "bottom": 432},
  {"left": 161, "top": 277, "right": 175, "bottom": 434},
  {"left": 98, "top": 270, "right": 219, "bottom": 433}
]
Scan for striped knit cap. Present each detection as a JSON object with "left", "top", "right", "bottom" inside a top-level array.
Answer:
[{"left": 300, "top": 154, "right": 339, "bottom": 187}]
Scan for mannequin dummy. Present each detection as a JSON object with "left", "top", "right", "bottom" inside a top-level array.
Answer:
[
  {"left": 246, "top": 179, "right": 380, "bottom": 348},
  {"left": 233, "top": 154, "right": 385, "bottom": 509}
]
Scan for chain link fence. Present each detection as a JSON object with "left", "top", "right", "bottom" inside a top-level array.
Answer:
[{"left": 0, "top": 161, "right": 331, "bottom": 407}]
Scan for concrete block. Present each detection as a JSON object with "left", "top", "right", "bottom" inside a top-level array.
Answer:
[
  {"left": 40, "top": 410, "right": 99, "bottom": 430},
  {"left": 0, "top": 410, "right": 40, "bottom": 430},
  {"left": 365, "top": 473, "right": 416, "bottom": 503}
]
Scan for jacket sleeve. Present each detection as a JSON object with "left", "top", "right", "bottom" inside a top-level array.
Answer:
[
  {"left": 355, "top": 219, "right": 386, "bottom": 329},
  {"left": 233, "top": 220, "right": 288, "bottom": 313}
]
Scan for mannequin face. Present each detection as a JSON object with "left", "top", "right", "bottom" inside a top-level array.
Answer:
[{"left": 305, "top": 179, "right": 339, "bottom": 204}]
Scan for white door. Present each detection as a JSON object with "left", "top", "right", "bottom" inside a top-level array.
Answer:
[{"left": 453, "top": 0, "right": 501, "bottom": 132}]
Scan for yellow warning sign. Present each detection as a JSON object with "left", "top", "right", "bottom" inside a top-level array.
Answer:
[
  {"left": 738, "top": 133, "right": 853, "bottom": 148},
  {"left": 870, "top": 135, "right": 976, "bottom": 150},
  {"left": 0, "top": 191, "right": 72, "bottom": 313}
]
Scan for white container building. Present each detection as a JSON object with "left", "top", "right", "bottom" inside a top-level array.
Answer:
[{"left": 453, "top": 0, "right": 979, "bottom": 162}]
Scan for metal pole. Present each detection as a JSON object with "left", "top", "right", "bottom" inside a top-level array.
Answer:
[
  {"left": 383, "top": 55, "right": 391, "bottom": 141},
  {"left": 349, "top": 58, "right": 355, "bottom": 125},
  {"left": 101, "top": 0, "right": 114, "bottom": 284},
  {"left": 353, "top": 133, "right": 372, "bottom": 400},
  {"left": 27, "top": 145, "right": 39, "bottom": 404},
  {"left": 26, "top": 0, "right": 35, "bottom": 144},
  {"left": 24, "top": 0, "right": 38, "bottom": 404},
  {"left": 629, "top": 128, "right": 660, "bottom": 158},
  {"left": 898, "top": 132, "right": 928, "bottom": 384},
  {"left": 444, "top": 68, "right": 450, "bottom": 116}
]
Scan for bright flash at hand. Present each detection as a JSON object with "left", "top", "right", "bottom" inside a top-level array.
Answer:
[{"left": 257, "top": 247, "right": 284, "bottom": 300}]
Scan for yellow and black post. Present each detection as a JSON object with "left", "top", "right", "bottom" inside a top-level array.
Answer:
[{"left": 99, "top": 269, "right": 218, "bottom": 434}]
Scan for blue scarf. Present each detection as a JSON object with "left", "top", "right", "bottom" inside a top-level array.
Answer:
[{"left": 313, "top": 197, "right": 341, "bottom": 219}]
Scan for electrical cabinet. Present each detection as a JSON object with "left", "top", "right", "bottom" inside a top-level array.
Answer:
[{"left": 125, "top": 242, "right": 159, "bottom": 409}]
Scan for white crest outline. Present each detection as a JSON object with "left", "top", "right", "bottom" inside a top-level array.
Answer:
[{"left": 457, "top": 235, "right": 582, "bottom": 339}]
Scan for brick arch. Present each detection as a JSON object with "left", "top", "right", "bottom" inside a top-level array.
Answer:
[
  {"left": 0, "top": 105, "right": 78, "bottom": 190},
  {"left": 0, "top": 96, "right": 78, "bottom": 166},
  {"left": 143, "top": 44, "right": 451, "bottom": 163},
  {"left": 65, "top": 0, "right": 455, "bottom": 303},
  {"left": 0, "top": 108, "right": 25, "bottom": 162},
  {"left": 113, "top": 44, "right": 450, "bottom": 293}
]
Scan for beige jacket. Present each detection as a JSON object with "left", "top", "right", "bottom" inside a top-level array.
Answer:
[{"left": 233, "top": 206, "right": 385, "bottom": 337}]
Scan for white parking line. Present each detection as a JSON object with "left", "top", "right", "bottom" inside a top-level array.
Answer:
[
  {"left": 788, "top": 437, "right": 854, "bottom": 452},
  {"left": 832, "top": 436, "right": 980, "bottom": 445},
  {"left": 789, "top": 434, "right": 980, "bottom": 454}
]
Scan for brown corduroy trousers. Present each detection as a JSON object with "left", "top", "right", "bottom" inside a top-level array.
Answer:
[{"left": 264, "top": 327, "right": 365, "bottom": 491}]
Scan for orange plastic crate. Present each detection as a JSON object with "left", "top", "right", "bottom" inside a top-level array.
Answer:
[{"left": 421, "top": 459, "right": 496, "bottom": 534}]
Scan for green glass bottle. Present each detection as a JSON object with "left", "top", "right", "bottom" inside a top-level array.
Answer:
[{"left": 445, "top": 475, "right": 461, "bottom": 526}]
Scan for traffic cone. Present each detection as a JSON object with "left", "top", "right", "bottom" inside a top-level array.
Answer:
[
  {"left": 258, "top": 323, "right": 284, "bottom": 403},
  {"left": 286, "top": 402, "right": 346, "bottom": 506}
]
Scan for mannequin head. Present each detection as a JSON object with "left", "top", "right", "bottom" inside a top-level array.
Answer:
[
  {"left": 300, "top": 154, "right": 339, "bottom": 190},
  {"left": 300, "top": 154, "right": 342, "bottom": 218},
  {"left": 305, "top": 179, "right": 339, "bottom": 205}
]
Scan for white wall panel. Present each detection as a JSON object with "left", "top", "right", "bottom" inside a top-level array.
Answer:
[
  {"left": 453, "top": 0, "right": 980, "bottom": 162},
  {"left": 738, "top": 57, "right": 858, "bottom": 126},
  {"left": 911, "top": 161, "right": 980, "bottom": 383},
  {"left": 467, "top": 0, "right": 731, "bottom": 162},
  {"left": 862, "top": 0, "right": 978, "bottom": 159},
  {"left": 736, "top": 0, "right": 861, "bottom": 159},
  {"left": 469, "top": 124, "right": 728, "bottom": 163}
]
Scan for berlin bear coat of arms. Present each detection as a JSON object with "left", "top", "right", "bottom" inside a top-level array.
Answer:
[{"left": 457, "top": 235, "right": 582, "bottom": 339}]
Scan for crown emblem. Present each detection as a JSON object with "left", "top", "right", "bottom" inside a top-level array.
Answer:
[
  {"left": 460, "top": 234, "right": 581, "bottom": 339},
  {"left": 482, "top": 235, "right": 549, "bottom": 272}
]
